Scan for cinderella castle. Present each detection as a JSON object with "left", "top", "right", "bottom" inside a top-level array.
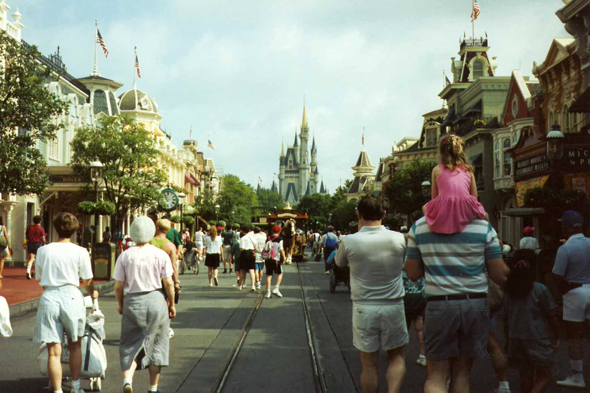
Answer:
[{"left": 276, "top": 104, "right": 327, "bottom": 204}]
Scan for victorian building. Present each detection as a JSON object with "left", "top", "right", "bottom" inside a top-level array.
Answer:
[
  {"left": 278, "top": 104, "right": 320, "bottom": 204},
  {"left": 346, "top": 149, "right": 375, "bottom": 201}
]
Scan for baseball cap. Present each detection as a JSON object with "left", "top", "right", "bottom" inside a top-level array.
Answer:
[
  {"left": 523, "top": 226, "right": 535, "bottom": 235},
  {"left": 558, "top": 210, "right": 584, "bottom": 229}
]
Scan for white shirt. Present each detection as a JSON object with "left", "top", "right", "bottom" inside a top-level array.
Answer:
[
  {"left": 519, "top": 236, "right": 539, "bottom": 251},
  {"left": 205, "top": 235, "right": 223, "bottom": 255},
  {"left": 36, "top": 242, "right": 93, "bottom": 288},
  {"left": 313, "top": 233, "right": 320, "bottom": 242},
  {"left": 194, "top": 231, "right": 204, "bottom": 244},
  {"left": 240, "top": 232, "right": 257, "bottom": 251},
  {"left": 254, "top": 233, "right": 267, "bottom": 262}
]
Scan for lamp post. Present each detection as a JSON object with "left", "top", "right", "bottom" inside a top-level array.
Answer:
[
  {"left": 178, "top": 192, "right": 186, "bottom": 231},
  {"left": 90, "top": 161, "right": 103, "bottom": 249},
  {"left": 421, "top": 180, "right": 432, "bottom": 199},
  {"left": 215, "top": 204, "right": 220, "bottom": 222},
  {"left": 546, "top": 123, "right": 565, "bottom": 191}
]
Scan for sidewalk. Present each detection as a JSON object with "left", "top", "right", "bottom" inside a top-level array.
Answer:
[{"left": 0, "top": 266, "right": 110, "bottom": 317}]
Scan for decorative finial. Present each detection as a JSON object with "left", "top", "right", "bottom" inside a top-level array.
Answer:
[{"left": 13, "top": 8, "right": 22, "bottom": 24}]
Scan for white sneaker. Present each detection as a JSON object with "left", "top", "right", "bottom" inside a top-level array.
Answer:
[
  {"left": 209, "top": 283, "right": 213, "bottom": 287},
  {"left": 272, "top": 288, "right": 283, "bottom": 298},
  {"left": 71, "top": 389, "right": 85, "bottom": 393},
  {"left": 256, "top": 282, "right": 261, "bottom": 290},
  {"left": 556, "top": 374, "right": 586, "bottom": 388},
  {"left": 325, "top": 271, "right": 330, "bottom": 275},
  {"left": 169, "top": 328, "right": 174, "bottom": 338},
  {"left": 251, "top": 287, "right": 257, "bottom": 292},
  {"left": 416, "top": 355, "right": 427, "bottom": 367},
  {"left": 265, "top": 290, "right": 271, "bottom": 299}
]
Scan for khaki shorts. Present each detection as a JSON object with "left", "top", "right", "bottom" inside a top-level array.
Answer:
[
  {"left": 352, "top": 301, "right": 408, "bottom": 353},
  {"left": 34, "top": 285, "right": 86, "bottom": 344},
  {"left": 563, "top": 284, "right": 590, "bottom": 322}
]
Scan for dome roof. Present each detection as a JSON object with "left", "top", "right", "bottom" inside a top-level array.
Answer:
[{"left": 118, "top": 89, "right": 158, "bottom": 113}]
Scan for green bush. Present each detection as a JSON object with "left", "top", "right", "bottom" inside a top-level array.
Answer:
[
  {"left": 77, "top": 201, "right": 95, "bottom": 214},
  {"left": 170, "top": 215, "right": 181, "bottom": 223},
  {"left": 94, "top": 200, "right": 116, "bottom": 216},
  {"left": 523, "top": 187, "right": 557, "bottom": 208},
  {"left": 218, "top": 220, "right": 226, "bottom": 228},
  {"left": 209, "top": 220, "right": 217, "bottom": 227},
  {"left": 182, "top": 216, "right": 195, "bottom": 226},
  {"left": 559, "top": 189, "right": 588, "bottom": 212}
]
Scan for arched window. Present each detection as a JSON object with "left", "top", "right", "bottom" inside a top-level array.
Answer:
[
  {"left": 473, "top": 61, "right": 484, "bottom": 79},
  {"left": 503, "top": 139, "right": 512, "bottom": 176},
  {"left": 494, "top": 139, "right": 501, "bottom": 178}
]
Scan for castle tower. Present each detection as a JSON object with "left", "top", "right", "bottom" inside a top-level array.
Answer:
[
  {"left": 278, "top": 139, "right": 285, "bottom": 195},
  {"left": 310, "top": 135, "right": 319, "bottom": 193},
  {"left": 298, "top": 103, "right": 310, "bottom": 199},
  {"left": 450, "top": 34, "right": 498, "bottom": 84}
]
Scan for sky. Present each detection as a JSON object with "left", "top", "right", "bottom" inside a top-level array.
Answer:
[{"left": 9, "top": 0, "right": 568, "bottom": 193}]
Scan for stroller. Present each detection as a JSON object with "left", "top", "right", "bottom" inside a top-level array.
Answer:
[
  {"left": 326, "top": 249, "right": 350, "bottom": 293},
  {"left": 181, "top": 242, "right": 200, "bottom": 275},
  {"left": 38, "top": 297, "right": 107, "bottom": 391}
]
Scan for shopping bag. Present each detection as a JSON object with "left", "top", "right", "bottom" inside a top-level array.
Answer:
[{"left": 0, "top": 296, "right": 13, "bottom": 337}]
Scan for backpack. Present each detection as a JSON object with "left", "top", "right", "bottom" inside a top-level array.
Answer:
[
  {"left": 0, "top": 226, "right": 7, "bottom": 249},
  {"left": 325, "top": 233, "right": 338, "bottom": 249}
]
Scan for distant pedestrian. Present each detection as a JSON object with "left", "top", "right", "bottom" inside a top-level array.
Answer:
[
  {"left": 406, "top": 214, "right": 509, "bottom": 392},
  {"left": 204, "top": 226, "right": 223, "bottom": 287},
  {"left": 114, "top": 216, "right": 176, "bottom": 393},
  {"left": 263, "top": 225, "right": 286, "bottom": 299},
  {"left": 552, "top": 210, "right": 590, "bottom": 388},
  {"left": 503, "top": 250, "right": 559, "bottom": 393},
  {"left": 321, "top": 226, "right": 339, "bottom": 275},
  {"left": 221, "top": 224, "right": 235, "bottom": 274},
  {"left": 102, "top": 226, "right": 111, "bottom": 243},
  {"left": 335, "top": 196, "right": 408, "bottom": 393},
  {"left": 520, "top": 226, "right": 540, "bottom": 252},
  {"left": 194, "top": 227, "right": 204, "bottom": 263},
  {"left": 253, "top": 227, "right": 267, "bottom": 291},
  {"left": 230, "top": 232, "right": 242, "bottom": 287},
  {"left": 402, "top": 271, "right": 427, "bottom": 367},
  {"left": 239, "top": 225, "right": 258, "bottom": 292},
  {"left": 182, "top": 228, "right": 191, "bottom": 244},
  {"left": 166, "top": 222, "right": 183, "bottom": 261},
  {"left": 24, "top": 215, "right": 44, "bottom": 280},
  {"left": 281, "top": 219, "right": 296, "bottom": 264},
  {"left": 423, "top": 133, "right": 487, "bottom": 234},
  {"left": 33, "top": 213, "right": 98, "bottom": 393},
  {"left": 312, "top": 230, "right": 321, "bottom": 255},
  {"left": 0, "top": 217, "right": 10, "bottom": 279}
]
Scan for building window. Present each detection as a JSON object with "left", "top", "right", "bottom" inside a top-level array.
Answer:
[
  {"left": 473, "top": 61, "right": 484, "bottom": 79},
  {"left": 49, "top": 135, "right": 60, "bottom": 161},
  {"left": 513, "top": 130, "right": 519, "bottom": 144},
  {"left": 494, "top": 139, "right": 501, "bottom": 178},
  {"left": 425, "top": 128, "right": 437, "bottom": 147},
  {"left": 503, "top": 138, "right": 511, "bottom": 176},
  {"left": 511, "top": 96, "right": 519, "bottom": 118}
]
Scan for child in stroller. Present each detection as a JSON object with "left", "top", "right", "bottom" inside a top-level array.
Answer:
[
  {"left": 326, "top": 249, "right": 350, "bottom": 293},
  {"left": 182, "top": 240, "right": 199, "bottom": 275}
]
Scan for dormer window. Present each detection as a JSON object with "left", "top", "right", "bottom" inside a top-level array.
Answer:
[{"left": 473, "top": 61, "right": 484, "bottom": 79}]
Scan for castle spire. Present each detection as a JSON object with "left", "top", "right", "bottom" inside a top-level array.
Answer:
[
  {"left": 293, "top": 128, "right": 299, "bottom": 147},
  {"left": 280, "top": 137, "right": 285, "bottom": 157},
  {"left": 302, "top": 99, "right": 308, "bottom": 129},
  {"left": 311, "top": 134, "right": 316, "bottom": 152}
]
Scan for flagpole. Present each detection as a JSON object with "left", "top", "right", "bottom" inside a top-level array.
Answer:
[
  {"left": 92, "top": 20, "right": 98, "bottom": 76},
  {"left": 133, "top": 46, "right": 138, "bottom": 107},
  {"left": 472, "top": 0, "right": 475, "bottom": 40}
]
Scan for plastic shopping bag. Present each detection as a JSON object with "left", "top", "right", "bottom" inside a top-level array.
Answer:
[{"left": 0, "top": 296, "right": 13, "bottom": 337}]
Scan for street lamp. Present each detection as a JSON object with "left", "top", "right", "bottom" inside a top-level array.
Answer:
[
  {"left": 421, "top": 180, "right": 432, "bottom": 198},
  {"left": 90, "top": 161, "right": 103, "bottom": 248},
  {"left": 178, "top": 192, "right": 186, "bottom": 230},
  {"left": 546, "top": 123, "right": 565, "bottom": 161},
  {"left": 215, "top": 204, "right": 220, "bottom": 221}
]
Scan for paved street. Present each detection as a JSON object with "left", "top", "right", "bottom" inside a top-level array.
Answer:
[{"left": 0, "top": 256, "right": 587, "bottom": 393}]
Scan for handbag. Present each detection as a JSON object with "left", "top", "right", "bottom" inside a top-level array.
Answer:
[{"left": 0, "top": 226, "right": 7, "bottom": 249}]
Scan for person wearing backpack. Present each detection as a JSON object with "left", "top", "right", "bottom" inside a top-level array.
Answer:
[
  {"left": 221, "top": 224, "right": 235, "bottom": 274},
  {"left": 263, "top": 225, "right": 286, "bottom": 299},
  {"left": 321, "top": 226, "right": 339, "bottom": 275},
  {"left": 0, "top": 216, "right": 11, "bottom": 279}
]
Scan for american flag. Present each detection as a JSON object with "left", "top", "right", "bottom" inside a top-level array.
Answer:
[
  {"left": 362, "top": 128, "right": 365, "bottom": 147},
  {"left": 96, "top": 29, "right": 108, "bottom": 58},
  {"left": 208, "top": 139, "right": 216, "bottom": 150},
  {"left": 135, "top": 50, "right": 142, "bottom": 78},
  {"left": 471, "top": 1, "right": 481, "bottom": 22}
]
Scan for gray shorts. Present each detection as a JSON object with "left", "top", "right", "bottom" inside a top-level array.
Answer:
[
  {"left": 508, "top": 338, "right": 553, "bottom": 368},
  {"left": 33, "top": 285, "right": 86, "bottom": 344},
  {"left": 423, "top": 298, "right": 489, "bottom": 361},
  {"left": 352, "top": 300, "right": 409, "bottom": 353}
]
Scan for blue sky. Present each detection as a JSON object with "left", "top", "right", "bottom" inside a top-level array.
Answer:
[{"left": 10, "top": 0, "right": 567, "bottom": 193}]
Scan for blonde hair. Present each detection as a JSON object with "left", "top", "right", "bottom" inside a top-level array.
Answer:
[
  {"left": 439, "top": 134, "right": 472, "bottom": 172},
  {"left": 155, "top": 218, "right": 171, "bottom": 234},
  {"left": 209, "top": 226, "right": 217, "bottom": 238}
]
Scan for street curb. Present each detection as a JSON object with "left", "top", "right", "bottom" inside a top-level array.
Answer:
[{"left": 9, "top": 280, "right": 116, "bottom": 319}]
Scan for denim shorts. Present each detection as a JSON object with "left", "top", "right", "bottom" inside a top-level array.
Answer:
[
  {"left": 255, "top": 262, "right": 265, "bottom": 271},
  {"left": 423, "top": 297, "right": 489, "bottom": 361}
]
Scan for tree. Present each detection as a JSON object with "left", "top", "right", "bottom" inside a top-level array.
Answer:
[
  {"left": 256, "top": 188, "right": 285, "bottom": 214},
  {"left": 384, "top": 159, "right": 437, "bottom": 222},
  {"left": 298, "top": 193, "right": 333, "bottom": 228},
  {"left": 213, "top": 174, "right": 258, "bottom": 225},
  {"left": 193, "top": 188, "right": 218, "bottom": 222},
  {"left": 71, "top": 115, "right": 167, "bottom": 237},
  {"left": 0, "top": 31, "right": 69, "bottom": 195}
]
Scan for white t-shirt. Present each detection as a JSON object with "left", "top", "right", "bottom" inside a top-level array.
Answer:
[
  {"left": 520, "top": 236, "right": 539, "bottom": 251},
  {"left": 255, "top": 233, "right": 267, "bottom": 262},
  {"left": 313, "top": 233, "right": 320, "bottom": 242},
  {"left": 194, "top": 231, "right": 204, "bottom": 244},
  {"left": 36, "top": 242, "right": 93, "bottom": 288},
  {"left": 205, "top": 235, "right": 223, "bottom": 255},
  {"left": 240, "top": 232, "right": 257, "bottom": 251}
]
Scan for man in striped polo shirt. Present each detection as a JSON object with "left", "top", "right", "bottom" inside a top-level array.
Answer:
[{"left": 406, "top": 217, "right": 509, "bottom": 393}]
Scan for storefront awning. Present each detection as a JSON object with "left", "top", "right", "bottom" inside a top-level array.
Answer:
[
  {"left": 501, "top": 208, "right": 545, "bottom": 217},
  {"left": 441, "top": 106, "right": 456, "bottom": 126},
  {"left": 461, "top": 100, "right": 482, "bottom": 117},
  {"left": 569, "top": 87, "right": 590, "bottom": 113},
  {"left": 515, "top": 175, "right": 550, "bottom": 207}
]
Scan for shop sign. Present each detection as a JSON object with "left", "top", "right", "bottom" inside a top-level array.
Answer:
[
  {"left": 566, "top": 146, "right": 590, "bottom": 170},
  {"left": 564, "top": 173, "right": 590, "bottom": 196},
  {"left": 49, "top": 174, "right": 89, "bottom": 184},
  {"left": 515, "top": 175, "right": 549, "bottom": 207},
  {"left": 515, "top": 154, "right": 548, "bottom": 178}
]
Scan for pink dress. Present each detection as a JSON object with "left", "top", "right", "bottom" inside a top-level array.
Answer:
[{"left": 424, "top": 164, "right": 486, "bottom": 234}]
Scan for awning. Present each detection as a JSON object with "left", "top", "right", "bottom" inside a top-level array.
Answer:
[
  {"left": 501, "top": 208, "right": 545, "bottom": 217},
  {"left": 189, "top": 173, "right": 201, "bottom": 186},
  {"left": 441, "top": 106, "right": 456, "bottom": 126},
  {"left": 470, "top": 153, "right": 483, "bottom": 166},
  {"left": 185, "top": 173, "right": 200, "bottom": 186},
  {"left": 461, "top": 100, "right": 482, "bottom": 117},
  {"left": 515, "top": 175, "right": 550, "bottom": 207},
  {"left": 569, "top": 87, "right": 590, "bottom": 113}
]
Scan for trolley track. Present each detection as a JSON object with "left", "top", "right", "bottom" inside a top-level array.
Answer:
[{"left": 212, "top": 262, "right": 329, "bottom": 393}]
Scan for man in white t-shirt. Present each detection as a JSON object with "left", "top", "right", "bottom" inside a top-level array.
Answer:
[
  {"left": 194, "top": 227, "right": 205, "bottom": 263},
  {"left": 239, "top": 225, "right": 258, "bottom": 291},
  {"left": 313, "top": 231, "right": 321, "bottom": 254}
]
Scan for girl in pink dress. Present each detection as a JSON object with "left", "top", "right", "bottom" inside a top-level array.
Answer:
[{"left": 424, "top": 134, "right": 487, "bottom": 234}]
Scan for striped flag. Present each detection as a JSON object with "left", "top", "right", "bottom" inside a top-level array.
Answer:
[
  {"left": 96, "top": 29, "right": 108, "bottom": 58},
  {"left": 135, "top": 47, "right": 142, "bottom": 78},
  {"left": 471, "top": 1, "right": 481, "bottom": 22},
  {"left": 208, "top": 139, "right": 216, "bottom": 150}
]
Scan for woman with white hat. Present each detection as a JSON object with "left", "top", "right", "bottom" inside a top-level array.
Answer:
[{"left": 113, "top": 216, "right": 176, "bottom": 393}]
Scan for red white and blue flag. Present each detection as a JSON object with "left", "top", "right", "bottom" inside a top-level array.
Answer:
[
  {"left": 208, "top": 139, "right": 216, "bottom": 150},
  {"left": 135, "top": 48, "right": 142, "bottom": 78},
  {"left": 96, "top": 29, "right": 108, "bottom": 58},
  {"left": 471, "top": 1, "right": 481, "bottom": 22}
]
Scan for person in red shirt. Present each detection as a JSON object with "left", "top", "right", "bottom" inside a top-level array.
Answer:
[{"left": 25, "top": 215, "right": 46, "bottom": 280}]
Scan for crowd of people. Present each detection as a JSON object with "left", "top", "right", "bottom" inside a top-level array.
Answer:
[{"left": 5, "top": 132, "right": 590, "bottom": 393}]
